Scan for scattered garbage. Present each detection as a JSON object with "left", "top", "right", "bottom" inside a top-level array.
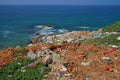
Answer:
[
  {"left": 103, "top": 52, "right": 110, "bottom": 55},
  {"left": 0, "top": 63, "right": 4, "bottom": 68},
  {"left": 62, "top": 65, "right": 67, "bottom": 71},
  {"left": 111, "top": 45, "right": 119, "bottom": 48},
  {"left": 87, "top": 52, "right": 94, "bottom": 55},
  {"left": 104, "top": 67, "right": 110, "bottom": 72},
  {"left": 102, "top": 57, "right": 111, "bottom": 60},
  {"left": 29, "top": 61, "right": 39, "bottom": 68},
  {"left": 0, "top": 30, "right": 120, "bottom": 80},
  {"left": 54, "top": 54, "right": 60, "bottom": 59},
  {"left": 27, "top": 50, "right": 36, "bottom": 59},
  {"left": 98, "top": 33, "right": 103, "bottom": 37},
  {"left": 31, "top": 31, "right": 93, "bottom": 44},
  {"left": 86, "top": 76, "right": 90, "bottom": 80},
  {"left": 103, "top": 59, "right": 111, "bottom": 63},
  {"left": 81, "top": 62, "right": 90, "bottom": 66}
]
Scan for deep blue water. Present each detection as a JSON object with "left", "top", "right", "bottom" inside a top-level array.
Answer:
[{"left": 0, "top": 5, "right": 120, "bottom": 48}]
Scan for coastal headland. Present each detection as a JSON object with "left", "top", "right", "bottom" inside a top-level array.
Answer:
[{"left": 0, "top": 21, "right": 120, "bottom": 80}]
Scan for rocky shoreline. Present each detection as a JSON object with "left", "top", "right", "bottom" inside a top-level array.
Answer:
[
  {"left": 0, "top": 28, "right": 120, "bottom": 80},
  {"left": 31, "top": 31, "right": 96, "bottom": 44}
]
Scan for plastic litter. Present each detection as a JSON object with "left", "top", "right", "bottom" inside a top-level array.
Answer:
[
  {"left": 103, "top": 59, "right": 111, "bottom": 63},
  {"left": 0, "top": 31, "right": 120, "bottom": 80},
  {"left": 27, "top": 50, "right": 36, "bottom": 59},
  {"left": 104, "top": 67, "right": 110, "bottom": 72},
  {"left": 81, "top": 62, "right": 90, "bottom": 66},
  {"left": 62, "top": 65, "right": 67, "bottom": 71},
  {"left": 103, "top": 52, "right": 110, "bottom": 55},
  {"left": 64, "top": 73, "right": 72, "bottom": 77},
  {"left": 111, "top": 45, "right": 119, "bottom": 48},
  {"left": 29, "top": 61, "right": 38, "bottom": 68},
  {"left": 54, "top": 54, "right": 60, "bottom": 59},
  {"left": 0, "top": 63, "right": 4, "bottom": 68},
  {"left": 87, "top": 52, "right": 94, "bottom": 55},
  {"left": 86, "top": 77, "right": 90, "bottom": 80},
  {"left": 102, "top": 57, "right": 110, "bottom": 60},
  {"left": 98, "top": 33, "right": 103, "bottom": 37},
  {"left": 109, "top": 48, "right": 116, "bottom": 53},
  {"left": 36, "top": 51, "right": 43, "bottom": 58}
]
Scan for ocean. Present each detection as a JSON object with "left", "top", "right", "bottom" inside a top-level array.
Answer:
[{"left": 0, "top": 5, "right": 120, "bottom": 48}]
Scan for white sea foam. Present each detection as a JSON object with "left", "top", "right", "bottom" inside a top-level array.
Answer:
[
  {"left": 79, "top": 26, "right": 89, "bottom": 29},
  {"left": 34, "top": 25, "right": 45, "bottom": 29},
  {"left": 34, "top": 25, "right": 69, "bottom": 36},
  {"left": 35, "top": 25, "right": 53, "bottom": 30},
  {"left": 2, "top": 31, "right": 12, "bottom": 38},
  {"left": 38, "top": 29, "right": 54, "bottom": 35},
  {"left": 58, "top": 29, "right": 69, "bottom": 33}
]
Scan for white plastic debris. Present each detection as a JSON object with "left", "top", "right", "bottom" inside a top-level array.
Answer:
[
  {"left": 102, "top": 57, "right": 110, "bottom": 60},
  {"left": 36, "top": 51, "right": 43, "bottom": 58},
  {"left": 111, "top": 45, "right": 118, "bottom": 48},
  {"left": 28, "top": 44, "right": 33, "bottom": 46},
  {"left": 81, "top": 62, "right": 90, "bottom": 66},
  {"left": 86, "top": 77, "right": 90, "bottom": 80},
  {"left": 62, "top": 65, "right": 67, "bottom": 71},
  {"left": 27, "top": 50, "right": 36, "bottom": 59},
  {"left": 67, "top": 39, "right": 73, "bottom": 42}
]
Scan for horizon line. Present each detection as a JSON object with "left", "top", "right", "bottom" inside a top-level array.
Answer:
[{"left": 0, "top": 4, "right": 120, "bottom": 6}]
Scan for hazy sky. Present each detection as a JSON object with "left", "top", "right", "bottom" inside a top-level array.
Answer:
[{"left": 0, "top": 0, "right": 120, "bottom": 5}]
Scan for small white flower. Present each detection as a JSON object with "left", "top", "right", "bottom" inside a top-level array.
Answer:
[
  {"left": 8, "top": 75, "right": 12, "bottom": 77},
  {"left": 111, "top": 45, "right": 118, "bottom": 48},
  {"left": 21, "top": 69, "right": 26, "bottom": 73},
  {"left": 17, "top": 63, "right": 21, "bottom": 65},
  {"left": 117, "top": 36, "right": 120, "bottom": 40}
]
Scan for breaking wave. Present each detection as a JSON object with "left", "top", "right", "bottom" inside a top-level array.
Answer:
[
  {"left": 34, "top": 25, "right": 69, "bottom": 35},
  {"left": 2, "top": 31, "right": 12, "bottom": 38},
  {"left": 79, "top": 26, "right": 89, "bottom": 29}
]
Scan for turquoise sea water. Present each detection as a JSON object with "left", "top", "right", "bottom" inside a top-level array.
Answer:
[{"left": 0, "top": 5, "right": 120, "bottom": 48}]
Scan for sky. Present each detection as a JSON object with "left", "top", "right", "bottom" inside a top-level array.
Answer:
[{"left": 0, "top": 0, "right": 120, "bottom": 5}]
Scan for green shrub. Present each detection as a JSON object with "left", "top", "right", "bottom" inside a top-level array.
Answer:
[
  {"left": 104, "top": 21, "right": 120, "bottom": 32},
  {"left": 86, "top": 34, "right": 120, "bottom": 46},
  {"left": 0, "top": 58, "right": 50, "bottom": 80},
  {"left": 14, "top": 47, "right": 26, "bottom": 54}
]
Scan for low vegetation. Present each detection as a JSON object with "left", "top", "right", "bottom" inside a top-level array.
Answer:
[
  {"left": 0, "top": 58, "right": 50, "bottom": 80},
  {"left": 86, "top": 21, "right": 120, "bottom": 48},
  {"left": 86, "top": 34, "right": 120, "bottom": 46},
  {"left": 104, "top": 21, "right": 120, "bottom": 32}
]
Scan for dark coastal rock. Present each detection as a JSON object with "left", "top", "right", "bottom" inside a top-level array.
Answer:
[
  {"left": 31, "top": 35, "right": 43, "bottom": 43},
  {"left": 45, "top": 58, "right": 53, "bottom": 67}
]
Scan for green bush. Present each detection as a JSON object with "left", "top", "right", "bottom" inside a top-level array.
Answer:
[
  {"left": 104, "top": 21, "right": 120, "bottom": 32},
  {"left": 14, "top": 47, "right": 26, "bottom": 54},
  {"left": 86, "top": 34, "right": 120, "bottom": 46},
  {"left": 0, "top": 58, "right": 50, "bottom": 80}
]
